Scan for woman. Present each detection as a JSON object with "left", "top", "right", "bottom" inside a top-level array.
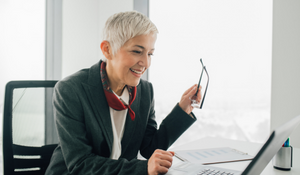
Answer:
[{"left": 46, "top": 11, "right": 201, "bottom": 175}]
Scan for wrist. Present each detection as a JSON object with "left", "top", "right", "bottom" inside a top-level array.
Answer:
[{"left": 178, "top": 102, "right": 187, "bottom": 114}]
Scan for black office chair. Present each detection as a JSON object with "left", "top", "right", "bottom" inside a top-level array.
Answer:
[{"left": 3, "top": 81, "right": 58, "bottom": 175}]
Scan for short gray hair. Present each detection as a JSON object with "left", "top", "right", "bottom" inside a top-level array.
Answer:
[{"left": 102, "top": 11, "right": 158, "bottom": 61}]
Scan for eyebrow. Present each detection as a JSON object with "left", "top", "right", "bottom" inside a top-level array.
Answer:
[{"left": 134, "top": 45, "right": 155, "bottom": 51}]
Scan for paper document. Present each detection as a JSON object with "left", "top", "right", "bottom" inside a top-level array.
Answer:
[{"left": 174, "top": 147, "right": 253, "bottom": 164}]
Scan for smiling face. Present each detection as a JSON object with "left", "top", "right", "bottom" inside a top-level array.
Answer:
[{"left": 102, "top": 34, "right": 157, "bottom": 95}]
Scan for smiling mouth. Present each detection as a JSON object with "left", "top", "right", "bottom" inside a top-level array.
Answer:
[{"left": 130, "top": 68, "right": 144, "bottom": 74}]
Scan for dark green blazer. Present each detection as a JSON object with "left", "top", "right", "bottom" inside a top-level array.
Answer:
[{"left": 45, "top": 61, "right": 196, "bottom": 175}]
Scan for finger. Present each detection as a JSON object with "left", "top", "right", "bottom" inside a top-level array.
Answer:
[
  {"left": 183, "top": 84, "right": 197, "bottom": 96},
  {"left": 156, "top": 149, "right": 174, "bottom": 157},
  {"left": 161, "top": 150, "right": 174, "bottom": 156},
  {"left": 157, "top": 166, "right": 169, "bottom": 174},
  {"left": 153, "top": 150, "right": 173, "bottom": 162},
  {"left": 159, "top": 153, "right": 173, "bottom": 163},
  {"left": 186, "top": 85, "right": 198, "bottom": 98},
  {"left": 169, "top": 151, "right": 175, "bottom": 156},
  {"left": 159, "top": 159, "right": 172, "bottom": 169}
]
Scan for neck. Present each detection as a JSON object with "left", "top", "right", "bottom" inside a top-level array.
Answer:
[
  {"left": 110, "top": 80, "right": 125, "bottom": 96},
  {"left": 106, "top": 62, "right": 125, "bottom": 96}
]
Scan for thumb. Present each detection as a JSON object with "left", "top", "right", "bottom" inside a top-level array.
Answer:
[{"left": 169, "top": 151, "right": 175, "bottom": 156}]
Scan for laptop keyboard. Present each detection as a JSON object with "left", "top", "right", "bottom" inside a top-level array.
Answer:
[{"left": 197, "top": 168, "right": 235, "bottom": 175}]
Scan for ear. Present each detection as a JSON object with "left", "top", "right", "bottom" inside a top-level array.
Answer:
[{"left": 100, "top": 40, "right": 112, "bottom": 60}]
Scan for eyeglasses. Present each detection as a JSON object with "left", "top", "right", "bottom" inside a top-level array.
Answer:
[{"left": 190, "top": 58, "right": 209, "bottom": 109}]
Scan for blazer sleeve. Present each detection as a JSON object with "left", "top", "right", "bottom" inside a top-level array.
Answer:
[
  {"left": 52, "top": 80, "right": 148, "bottom": 175},
  {"left": 139, "top": 82, "right": 197, "bottom": 159}
]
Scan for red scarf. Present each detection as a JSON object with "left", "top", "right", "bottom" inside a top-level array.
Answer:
[{"left": 100, "top": 62, "right": 137, "bottom": 121}]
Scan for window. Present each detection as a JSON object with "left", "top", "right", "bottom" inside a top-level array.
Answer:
[
  {"left": 0, "top": 0, "right": 45, "bottom": 170},
  {"left": 149, "top": 0, "right": 272, "bottom": 147}
]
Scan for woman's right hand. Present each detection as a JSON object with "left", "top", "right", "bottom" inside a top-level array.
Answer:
[{"left": 148, "top": 149, "right": 175, "bottom": 175}]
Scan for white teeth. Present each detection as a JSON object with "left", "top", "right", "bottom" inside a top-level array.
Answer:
[{"left": 130, "top": 68, "right": 143, "bottom": 74}]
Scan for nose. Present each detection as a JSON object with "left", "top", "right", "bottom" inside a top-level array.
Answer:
[{"left": 138, "top": 53, "right": 151, "bottom": 68}]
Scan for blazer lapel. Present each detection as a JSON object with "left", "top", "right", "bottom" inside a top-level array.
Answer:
[
  {"left": 121, "top": 84, "right": 140, "bottom": 153},
  {"left": 82, "top": 61, "right": 113, "bottom": 153}
]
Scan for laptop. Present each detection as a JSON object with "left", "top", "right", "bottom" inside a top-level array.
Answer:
[{"left": 164, "top": 115, "right": 300, "bottom": 175}]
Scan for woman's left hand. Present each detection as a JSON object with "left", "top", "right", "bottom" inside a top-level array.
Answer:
[{"left": 179, "top": 84, "right": 202, "bottom": 114}]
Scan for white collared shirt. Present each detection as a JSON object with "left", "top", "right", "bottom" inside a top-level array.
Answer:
[{"left": 109, "top": 88, "right": 129, "bottom": 160}]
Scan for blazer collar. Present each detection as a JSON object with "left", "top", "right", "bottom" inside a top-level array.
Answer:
[
  {"left": 82, "top": 61, "right": 113, "bottom": 152},
  {"left": 82, "top": 60, "right": 141, "bottom": 154},
  {"left": 121, "top": 88, "right": 139, "bottom": 152}
]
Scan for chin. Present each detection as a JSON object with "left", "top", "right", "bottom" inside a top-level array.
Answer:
[{"left": 127, "top": 79, "right": 140, "bottom": 87}]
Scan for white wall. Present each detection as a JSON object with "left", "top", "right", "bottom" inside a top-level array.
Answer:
[
  {"left": 62, "top": 0, "right": 133, "bottom": 78},
  {"left": 271, "top": 0, "right": 300, "bottom": 147}
]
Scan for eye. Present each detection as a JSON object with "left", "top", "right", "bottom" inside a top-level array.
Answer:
[
  {"left": 148, "top": 53, "right": 154, "bottom": 56},
  {"left": 132, "top": 50, "right": 142, "bottom": 54}
]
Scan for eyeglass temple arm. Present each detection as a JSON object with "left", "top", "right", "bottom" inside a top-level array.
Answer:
[
  {"left": 200, "top": 66, "right": 209, "bottom": 109},
  {"left": 196, "top": 58, "right": 205, "bottom": 94}
]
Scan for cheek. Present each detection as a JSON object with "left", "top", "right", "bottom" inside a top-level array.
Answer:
[
  {"left": 145, "top": 58, "right": 151, "bottom": 69},
  {"left": 148, "top": 58, "right": 151, "bottom": 67}
]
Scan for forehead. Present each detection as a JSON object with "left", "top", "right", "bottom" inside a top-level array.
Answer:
[{"left": 124, "top": 34, "right": 157, "bottom": 49}]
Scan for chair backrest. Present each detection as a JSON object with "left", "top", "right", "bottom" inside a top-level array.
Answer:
[{"left": 3, "top": 81, "right": 58, "bottom": 175}]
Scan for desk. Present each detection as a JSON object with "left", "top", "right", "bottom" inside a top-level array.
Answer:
[{"left": 171, "top": 137, "right": 300, "bottom": 175}]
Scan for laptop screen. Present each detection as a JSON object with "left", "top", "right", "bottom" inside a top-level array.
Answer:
[{"left": 242, "top": 115, "right": 300, "bottom": 175}]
